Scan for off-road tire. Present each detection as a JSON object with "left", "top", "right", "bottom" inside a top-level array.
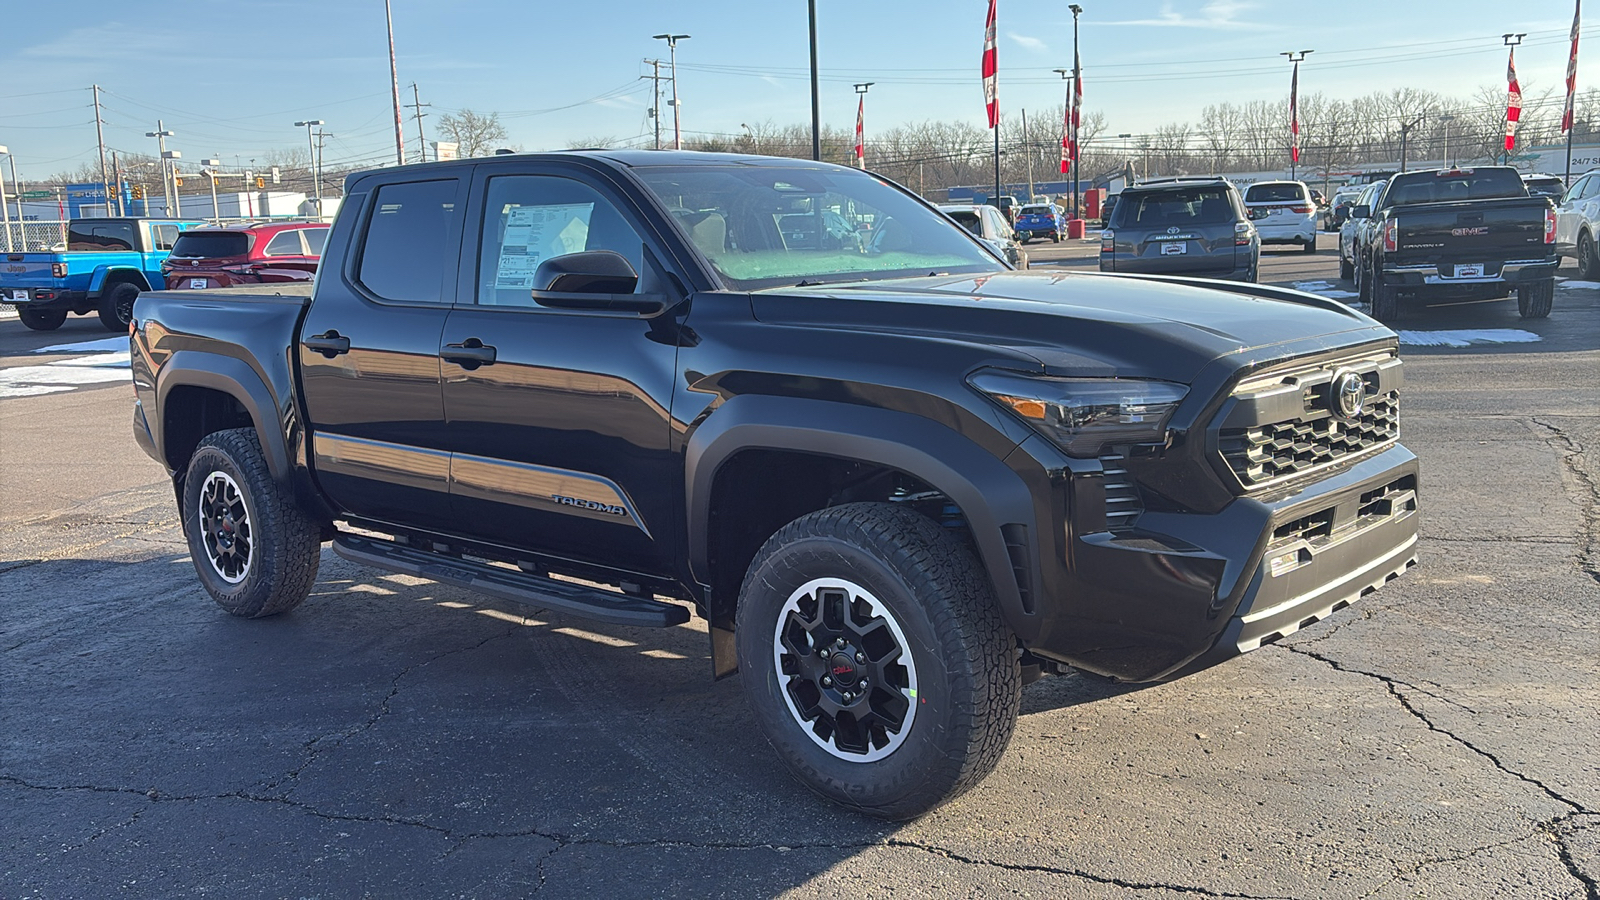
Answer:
[
  {"left": 1579, "top": 232, "right": 1598, "bottom": 281},
  {"left": 735, "top": 502, "right": 1021, "bottom": 820},
  {"left": 1517, "top": 278, "right": 1554, "bottom": 319},
  {"left": 1356, "top": 255, "right": 1372, "bottom": 305},
  {"left": 18, "top": 307, "right": 67, "bottom": 331},
  {"left": 1339, "top": 253, "right": 1354, "bottom": 281},
  {"left": 1370, "top": 276, "right": 1402, "bottom": 322},
  {"left": 97, "top": 282, "right": 140, "bottom": 332},
  {"left": 182, "top": 428, "right": 321, "bottom": 618}
]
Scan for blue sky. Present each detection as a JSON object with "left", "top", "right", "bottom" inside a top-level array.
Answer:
[{"left": 0, "top": 0, "right": 1586, "bottom": 181}]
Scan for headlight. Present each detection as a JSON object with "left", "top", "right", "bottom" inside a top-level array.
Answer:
[{"left": 969, "top": 369, "right": 1188, "bottom": 457}]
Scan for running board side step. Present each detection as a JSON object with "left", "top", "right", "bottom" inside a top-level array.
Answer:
[{"left": 332, "top": 533, "right": 690, "bottom": 629}]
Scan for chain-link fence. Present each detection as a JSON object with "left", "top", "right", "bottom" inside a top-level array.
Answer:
[{"left": 1, "top": 221, "right": 71, "bottom": 253}]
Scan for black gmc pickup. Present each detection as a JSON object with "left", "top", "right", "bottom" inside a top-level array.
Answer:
[
  {"left": 131, "top": 151, "right": 1420, "bottom": 819},
  {"left": 1349, "top": 166, "right": 1558, "bottom": 321}
]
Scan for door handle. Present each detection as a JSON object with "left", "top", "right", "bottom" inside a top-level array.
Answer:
[
  {"left": 440, "top": 338, "right": 497, "bottom": 367},
  {"left": 303, "top": 331, "right": 350, "bottom": 357}
]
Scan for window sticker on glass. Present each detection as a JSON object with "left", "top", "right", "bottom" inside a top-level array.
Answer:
[{"left": 494, "top": 203, "right": 595, "bottom": 289}]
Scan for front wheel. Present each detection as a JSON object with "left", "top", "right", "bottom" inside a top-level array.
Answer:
[
  {"left": 18, "top": 307, "right": 68, "bottom": 331},
  {"left": 735, "top": 502, "right": 1021, "bottom": 820},
  {"left": 1517, "top": 279, "right": 1554, "bottom": 319},
  {"left": 1579, "top": 233, "right": 1598, "bottom": 281},
  {"left": 182, "top": 428, "right": 322, "bottom": 618},
  {"left": 97, "top": 282, "right": 140, "bottom": 331}
]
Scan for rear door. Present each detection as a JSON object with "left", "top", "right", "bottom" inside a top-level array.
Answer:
[
  {"left": 436, "top": 163, "right": 684, "bottom": 576},
  {"left": 299, "top": 175, "right": 466, "bottom": 528}
]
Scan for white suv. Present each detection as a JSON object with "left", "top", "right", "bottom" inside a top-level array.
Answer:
[{"left": 1243, "top": 181, "right": 1318, "bottom": 253}]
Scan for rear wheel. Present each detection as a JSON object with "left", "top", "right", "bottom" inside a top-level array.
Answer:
[
  {"left": 735, "top": 502, "right": 1020, "bottom": 820},
  {"left": 1517, "top": 278, "right": 1554, "bottom": 319},
  {"left": 1356, "top": 254, "right": 1372, "bottom": 304},
  {"left": 182, "top": 428, "right": 321, "bottom": 618},
  {"left": 1302, "top": 237, "right": 1317, "bottom": 254},
  {"left": 1370, "top": 276, "right": 1401, "bottom": 322},
  {"left": 1339, "top": 252, "right": 1354, "bottom": 281},
  {"left": 18, "top": 307, "right": 67, "bottom": 331},
  {"left": 97, "top": 282, "right": 140, "bottom": 331}
]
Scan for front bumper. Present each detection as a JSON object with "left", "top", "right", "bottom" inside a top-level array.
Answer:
[{"left": 1018, "top": 442, "right": 1419, "bottom": 682}]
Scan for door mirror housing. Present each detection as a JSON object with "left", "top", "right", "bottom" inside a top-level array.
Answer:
[
  {"left": 533, "top": 250, "right": 640, "bottom": 295},
  {"left": 1350, "top": 205, "right": 1371, "bottom": 220}
]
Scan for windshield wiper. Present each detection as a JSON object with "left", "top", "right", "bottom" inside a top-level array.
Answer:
[{"left": 793, "top": 277, "right": 869, "bottom": 288}]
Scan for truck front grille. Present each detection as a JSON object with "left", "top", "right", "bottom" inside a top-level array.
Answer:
[
  {"left": 1214, "top": 351, "right": 1402, "bottom": 492},
  {"left": 1100, "top": 452, "right": 1142, "bottom": 531}
]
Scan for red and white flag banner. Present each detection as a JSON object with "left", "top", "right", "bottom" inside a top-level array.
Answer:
[
  {"left": 854, "top": 96, "right": 865, "bottom": 167},
  {"left": 981, "top": 0, "right": 999, "bottom": 129},
  {"left": 1506, "top": 48, "right": 1522, "bottom": 152},
  {"left": 1564, "top": 0, "right": 1582, "bottom": 132},
  {"left": 1290, "top": 63, "right": 1301, "bottom": 164}
]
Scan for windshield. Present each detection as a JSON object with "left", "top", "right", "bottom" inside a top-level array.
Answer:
[
  {"left": 1019, "top": 205, "right": 1052, "bottom": 216},
  {"left": 633, "top": 164, "right": 1004, "bottom": 290},
  {"left": 1112, "top": 187, "right": 1237, "bottom": 228},
  {"left": 1383, "top": 168, "right": 1527, "bottom": 206},
  {"left": 1245, "top": 183, "right": 1305, "bottom": 203}
]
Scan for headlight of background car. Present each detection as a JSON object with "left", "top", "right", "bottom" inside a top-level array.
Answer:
[{"left": 969, "top": 370, "right": 1188, "bottom": 457}]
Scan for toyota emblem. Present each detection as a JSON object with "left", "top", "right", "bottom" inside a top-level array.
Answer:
[
  {"left": 1331, "top": 370, "right": 1367, "bottom": 420},
  {"left": 1166, "top": 226, "right": 1180, "bottom": 234}
]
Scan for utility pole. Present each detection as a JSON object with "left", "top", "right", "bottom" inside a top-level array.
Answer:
[
  {"left": 1021, "top": 108, "right": 1035, "bottom": 199},
  {"left": 202, "top": 158, "right": 222, "bottom": 223},
  {"left": 1399, "top": 117, "right": 1423, "bottom": 172},
  {"left": 93, "top": 85, "right": 111, "bottom": 217},
  {"left": 808, "top": 0, "right": 821, "bottom": 161},
  {"left": 146, "top": 121, "right": 175, "bottom": 214},
  {"left": 653, "top": 34, "right": 690, "bottom": 150},
  {"left": 1438, "top": 113, "right": 1456, "bottom": 167},
  {"left": 408, "top": 83, "right": 431, "bottom": 163},
  {"left": 295, "top": 120, "right": 324, "bottom": 206},
  {"left": 111, "top": 150, "right": 123, "bottom": 216},
  {"left": 641, "top": 59, "right": 665, "bottom": 150},
  {"left": 385, "top": 0, "right": 405, "bottom": 165},
  {"left": 0, "top": 145, "right": 12, "bottom": 251},
  {"left": 316, "top": 128, "right": 330, "bottom": 204}
]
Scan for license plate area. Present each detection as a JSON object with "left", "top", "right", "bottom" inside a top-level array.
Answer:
[
  {"left": 1453, "top": 263, "right": 1485, "bottom": 278},
  {"left": 1161, "top": 242, "right": 1187, "bottom": 256},
  {"left": 9, "top": 289, "right": 27, "bottom": 302},
  {"left": 189, "top": 278, "right": 210, "bottom": 290}
]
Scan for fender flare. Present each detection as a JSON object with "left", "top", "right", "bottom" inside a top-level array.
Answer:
[
  {"left": 88, "top": 265, "right": 152, "bottom": 297},
  {"left": 155, "top": 350, "right": 292, "bottom": 483},
  {"left": 685, "top": 395, "right": 1042, "bottom": 642}
]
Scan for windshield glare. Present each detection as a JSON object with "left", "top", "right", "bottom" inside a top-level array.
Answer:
[{"left": 633, "top": 165, "right": 1005, "bottom": 290}]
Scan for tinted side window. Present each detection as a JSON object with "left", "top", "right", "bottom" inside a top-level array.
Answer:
[
  {"left": 475, "top": 174, "right": 645, "bottom": 306},
  {"left": 358, "top": 179, "right": 460, "bottom": 303},
  {"left": 1579, "top": 176, "right": 1600, "bottom": 201},
  {"left": 264, "top": 230, "right": 305, "bottom": 256},
  {"left": 151, "top": 224, "right": 182, "bottom": 250},
  {"left": 304, "top": 228, "right": 329, "bottom": 255},
  {"left": 66, "top": 221, "right": 136, "bottom": 252}
]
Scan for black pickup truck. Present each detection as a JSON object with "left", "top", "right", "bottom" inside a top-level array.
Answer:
[
  {"left": 131, "top": 151, "right": 1420, "bottom": 819},
  {"left": 1348, "top": 166, "right": 1558, "bottom": 320}
]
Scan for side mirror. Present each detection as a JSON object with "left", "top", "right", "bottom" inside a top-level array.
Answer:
[
  {"left": 533, "top": 250, "right": 639, "bottom": 294},
  {"left": 1350, "top": 205, "right": 1371, "bottom": 220}
]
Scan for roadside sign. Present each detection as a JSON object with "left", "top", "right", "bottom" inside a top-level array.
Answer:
[{"left": 19, "top": 191, "right": 52, "bottom": 200}]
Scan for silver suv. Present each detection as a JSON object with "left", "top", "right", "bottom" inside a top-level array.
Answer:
[{"left": 1099, "top": 179, "right": 1258, "bottom": 281}]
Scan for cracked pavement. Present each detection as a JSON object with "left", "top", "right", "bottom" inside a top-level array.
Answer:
[{"left": 3, "top": 271, "right": 1598, "bottom": 898}]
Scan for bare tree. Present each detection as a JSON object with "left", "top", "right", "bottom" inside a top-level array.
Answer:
[{"left": 437, "top": 109, "right": 509, "bottom": 158}]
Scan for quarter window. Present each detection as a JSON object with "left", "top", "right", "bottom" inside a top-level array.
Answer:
[
  {"left": 151, "top": 224, "right": 182, "bottom": 250},
  {"left": 264, "top": 230, "right": 305, "bottom": 256},
  {"left": 357, "top": 179, "right": 460, "bottom": 303},
  {"left": 475, "top": 175, "right": 646, "bottom": 306},
  {"left": 304, "top": 228, "right": 329, "bottom": 255}
]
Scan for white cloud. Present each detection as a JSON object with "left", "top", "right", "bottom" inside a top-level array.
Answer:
[
  {"left": 1008, "top": 32, "right": 1048, "bottom": 53},
  {"left": 1098, "top": 1, "right": 1272, "bottom": 30}
]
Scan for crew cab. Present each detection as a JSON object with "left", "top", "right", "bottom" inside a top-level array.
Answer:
[
  {"left": 2, "top": 217, "right": 202, "bottom": 331},
  {"left": 131, "top": 151, "right": 1419, "bottom": 820},
  {"left": 1348, "top": 166, "right": 1557, "bottom": 321}
]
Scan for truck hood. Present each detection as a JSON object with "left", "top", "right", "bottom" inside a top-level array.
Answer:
[{"left": 750, "top": 271, "right": 1386, "bottom": 383}]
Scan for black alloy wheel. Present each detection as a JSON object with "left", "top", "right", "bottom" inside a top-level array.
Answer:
[{"left": 98, "top": 282, "right": 140, "bottom": 331}]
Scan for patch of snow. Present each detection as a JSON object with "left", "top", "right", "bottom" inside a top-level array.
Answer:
[
  {"left": 31, "top": 336, "right": 129, "bottom": 354},
  {"left": 1292, "top": 280, "right": 1337, "bottom": 291},
  {"left": 1556, "top": 280, "right": 1600, "bottom": 290},
  {"left": 1396, "top": 329, "right": 1541, "bottom": 348}
]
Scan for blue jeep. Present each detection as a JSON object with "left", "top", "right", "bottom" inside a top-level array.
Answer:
[
  {"left": 1013, "top": 203, "right": 1065, "bottom": 243},
  {"left": 2, "top": 218, "right": 203, "bottom": 331}
]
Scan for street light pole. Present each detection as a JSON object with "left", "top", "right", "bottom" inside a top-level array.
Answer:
[
  {"left": 808, "top": 0, "right": 821, "bottom": 161},
  {"left": 0, "top": 145, "right": 12, "bottom": 251},
  {"left": 385, "top": 0, "right": 406, "bottom": 166},
  {"left": 202, "top": 158, "right": 221, "bottom": 223},
  {"left": 1399, "top": 117, "right": 1423, "bottom": 173},
  {"left": 146, "top": 122, "right": 176, "bottom": 214},
  {"left": 1438, "top": 114, "right": 1456, "bottom": 167},
  {"left": 295, "top": 120, "right": 324, "bottom": 207},
  {"left": 652, "top": 34, "right": 690, "bottom": 150},
  {"left": 1280, "top": 49, "right": 1313, "bottom": 181}
]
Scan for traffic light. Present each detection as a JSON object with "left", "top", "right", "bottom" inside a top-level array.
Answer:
[
  {"left": 132, "top": 184, "right": 145, "bottom": 200},
  {"left": 175, "top": 176, "right": 184, "bottom": 187},
  {"left": 255, "top": 177, "right": 265, "bottom": 189}
]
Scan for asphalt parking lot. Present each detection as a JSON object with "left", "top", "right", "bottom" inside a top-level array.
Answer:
[{"left": 3, "top": 248, "right": 1598, "bottom": 899}]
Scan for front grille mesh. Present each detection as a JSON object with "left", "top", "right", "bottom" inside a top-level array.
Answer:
[{"left": 1216, "top": 353, "right": 1401, "bottom": 491}]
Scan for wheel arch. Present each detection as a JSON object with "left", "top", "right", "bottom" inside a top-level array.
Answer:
[
  {"left": 155, "top": 352, "right": 292, "bottom": 487},
  {"left": 686, "top": 395, "right": 1040, "bottom": 675},
  {"left": 88, "top": 265, "right": 152, "bottom": 297}
]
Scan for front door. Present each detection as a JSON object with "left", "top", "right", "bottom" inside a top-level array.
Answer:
[
  {"left": 298, "top": 176, "right": 466, "bottom": 528},
  {"left": 438, "top": 166, "right": 683, "bottom": 577}
]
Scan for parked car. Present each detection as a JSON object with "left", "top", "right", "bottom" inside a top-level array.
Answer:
[
  {"left": 1338, "top": 179, "right": 1387, "bottom": 281},
  {"left": 1522, "top": 173, "right": 1566, "bottom": 202},
  {"left": 1099, "top": 177, "right": 1258, "bottom": 281},
  {"left": 1327, "top": 182, "right": 1367, "bottom": 230},
  {"left": 131, "top": 149, "right": 1416, "bottom": 820},
  {"left": 1013, "top": 203, "right": 1065, "bottom": 242},
  {"left": 1243, "top": 181, "right": 1318, "bottom": 253},
  {"left": 937, "top": 203, "right": 1028, "bottom": 268},
  {"left": 1553, "top": 168, "right": 1600, "bottom": 278},
  {"left": 987, "top": 194, "right": 1019, "bottom": 224},
  {"left": 161, "top": 222, "right": 331, "bottom": 290},
  {"left": 1350, "top": 166, "right": 1557, "bottom": 320},
  {"left": 1, "top": 217, "right": 203, "bottom": 331}
]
